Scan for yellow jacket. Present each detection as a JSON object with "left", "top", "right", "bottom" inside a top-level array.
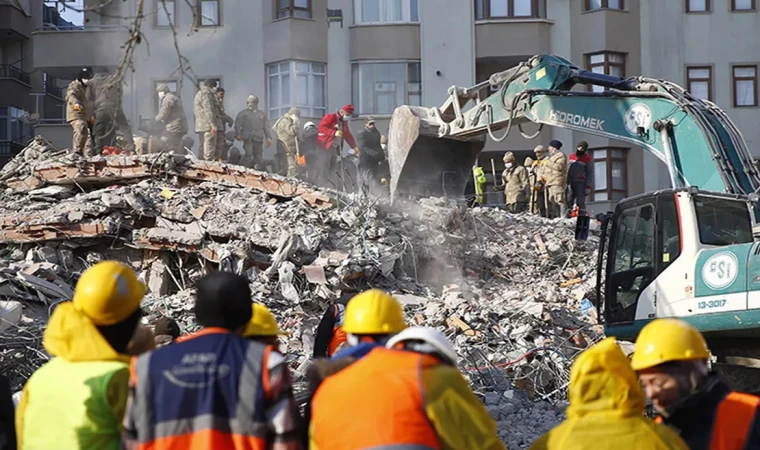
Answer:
[
  {"left": 529, "top": 337, "right": 689, "bottom": 450},
  {"left": 16, "top": 302, "right": 132, "bottom": 449}
]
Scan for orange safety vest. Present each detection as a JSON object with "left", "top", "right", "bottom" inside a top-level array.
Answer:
[
  {"left": 655, "top": 391, "right": 760, "bottom": 449},
  {"left": 328, "top": 304, "right": 347, "bottom": 356},
  {"left": 311, "top": 347, "right": 442, "bottom": 450}
]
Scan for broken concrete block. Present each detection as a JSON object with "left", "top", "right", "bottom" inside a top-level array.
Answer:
[
  {"left": 57, "top": 249, "right": 75, "bottom": 270},
  {"left": 0, "top": 301, "right": 22, "bottom": 334},
  {"left": 35, "top": 246, "right": 58, "bottom": 264},
  {"left": 396, "top": 294, "right": 427, "bottom": 306},
  {"left": 147, "top": 260, "right": 171, "bottom": 296}
]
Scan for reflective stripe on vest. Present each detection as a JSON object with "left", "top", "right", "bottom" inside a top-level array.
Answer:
[
  {"left": 709, "top": 391, "right": 760, "bottom": 450},
  {"left": 312, "top": 347, "right": 441, "bottom": 450},
  {"left": 132, "top": 333, "right": 271, "bottom": 450}
]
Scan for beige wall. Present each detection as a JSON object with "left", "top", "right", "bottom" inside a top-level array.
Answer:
[
  {"left": 475, "top": 21, "right": 552, "bottom": 59},
  {"left": 263, "top": 0, "right": 328, "bottom": 64},
  {"left": 349, "top": 24, "right": 420, "bottom": 61}
]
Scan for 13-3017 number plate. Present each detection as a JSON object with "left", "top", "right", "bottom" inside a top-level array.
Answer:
[{"left": 697, "top": 299, "right": 727, "bottom": 310}]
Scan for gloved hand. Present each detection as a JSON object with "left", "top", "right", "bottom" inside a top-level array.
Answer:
[
  {"left": 585, "top": 186, "right": 592, "bottom": 196},
  {"left": 541, "top": 160, "right": 548, "bottom": 166},
  {"left": 335, "top": 130, "right": 343, "bottom": 138},
  {"left": 237, "top": 135, "right": 244, "bottom": 141},
  {"left": 533, "top": 184, "right": 542, "bottom": 192},
  {"left": 266, "top": 138, "right": 272, "bottom": 147},
  {"left": 210, "top": 127, "right": 217, "bottom": 136},
  {"left": 73, "top": 104, "right": 83, "bottom": 112},
  {"left": 353, "top": 147, "right": 360, "bottom": 156},
  {"left": 89, "top": 117, "right": 95, "bottom": 126},
  {"left": 541, "top": 176, "right": 546, "bottom": 183}
]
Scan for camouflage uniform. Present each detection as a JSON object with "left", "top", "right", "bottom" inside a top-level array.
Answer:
[
  {"left": 214, "top": 94, "right": 234, "bottom": 161},
  {"left": 155, "top": 90, "right": 188, "bottom": 153},
  {"left": 532, "top": 146, "right": 548, "bottom": 217},
  {"left": 234, "top": 104, "right": 271, "bottom": 169},
  {"left": 274, "top": 109, "right": 301, "bottom": 178},
  {"left": 66, "top": 79, "right": 93, "bottom": 156},
  {"left": 193, "top": 85, "right": 217, "bottom": 160},
  {"left": 544, "top": 148, "right": 569, "bottom": 219},
  {"left": 502, "top": 154, "right": 530, "bottom": 213}
]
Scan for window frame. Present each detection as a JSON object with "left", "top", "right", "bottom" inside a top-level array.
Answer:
[
  {"left": 585, "top": 51, "right": 626, "bottom": 92},
  {"left": 153, "top": 78, "right": 179, "bottom": 115},
  {"left": 266, "top": 60, "right": 327, "bottom": 119},
  {"left": 591, "top": 147, "right": 628, "bottom": 202},
  {"left": 154, "top": 0, "right": 178, "bottom": 28},
  {"left": 353, "top": 0, "right": 420, "bottom": 25},
  {"left": 732, "top": 64, "right": 758, "bottom": 108},
  {"left": 351, "top": 60, "right": 421, "bottom": 116},
  {"left": 275, "top": 0, "right": 313, "bottom": 19},
  {"left": 474, "top": 0, "right": 546, "bottom": 19},
  {"left": 685, "top": 0, "right": 710, "bottom": 13},
  {"left": 195, "top": 0, "right": 221, "bottom": 27},
  {"left": 731, "top": 0, "right": 756, "bottom": 11},
  {"left": 584, "top": 0, "right": 624, "bottom": 11},
  {"left": 686, "top": 65, "right": 713, "bottom": 101}
]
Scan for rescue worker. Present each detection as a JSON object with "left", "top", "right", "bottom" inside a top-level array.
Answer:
[
  {"left": 524, "top": 156, "right": 537, "bottom": 214},
  {"left": 274, "top": 107, "right": 302, "bottom": 178},
  {"left": 532, "top": 146, "right": 548, "bottom": 217},
  {"left": 90, "top": 72, "right": 135, "bottom": 155},
  {"left": 301, "top": 121, "right": 319, "bottom": 183},
  {"left": 243, "top": 303, "right": 287, "bottom": 351},
  {"left": 122, "top": 271, "right": 301, "bottom": 450},
  {"left": 529, "top": 337, "right": 688, "bottom": 450},
  {"left": 473, "top": 164, "right": 488, "bottom": 206},
  {"left": 309, "top": 326, "right": 506, "bottom": 450},
  {"left": 234, "top": 95, "right": 272, "bottom": 169},
  {"left": 16, "top": 261, "right": 146, "bottom": 450},
  {"left": 632, "top": 318, "right": 760, "bottom": 449},
  {"left": 502, "top": 151, "right": 530, "bottom": 213},
  {"left": 193, "top": 79, "right": 218, "bottom": 161},
  {"left": 214, "top": 87, "right": 234, "bottom": 162},
  {"left": 355, "top": 116, "right": 385, "bottom": 192},
  {"left": 312, "top": 292, "right": 355, "bottom": 359},
  {"left": 315, "top": 105, "right": 360, "bottom": 188},
  {"left": 154, "top": 83, "right": 188, "bottom": 153},
  {"left": 152, "top": 315, "right": 180, "bottom": 348},
  {"left": 567, "top": 140, "right": 593, "bottom": 218},
  {"left": 543, "top": 139, "right": 568, "bottom": 219},
  {"left": 66, "top": 67, "right": 94, "bottom": 156}
]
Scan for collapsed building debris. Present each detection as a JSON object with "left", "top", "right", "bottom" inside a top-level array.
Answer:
[{"left": 0, "top": 137, "right": 606, "bottom": 449}]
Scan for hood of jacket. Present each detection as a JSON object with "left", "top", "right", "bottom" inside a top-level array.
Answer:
[
  {"left": 43, "top": 301, "right": 131, "bottom": 363},
  {"left": 567, "top": 337, "right": 645, "bottom": 419}
]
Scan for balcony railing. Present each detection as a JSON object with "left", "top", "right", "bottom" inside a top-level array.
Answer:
[
  {"left": 0, "top": 141, "right": 24, "bottom": 157},
  {"left": 44, "top": 77, "right": 63, "bottom": 99},
  {"left": 34, "top": 24, "right": 127, "bottom": 33},
  {"left": 0, "top": 65, "right": 31, "bottom": 85}
]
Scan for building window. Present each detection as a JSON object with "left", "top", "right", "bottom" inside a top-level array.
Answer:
[
  {"left": 592, "top": 148, "right": 627, "bottom": 202},
  {"left": 475, "top": 0, "right": 546, "bottom": 19},
  {"left": 155, "top": 0, "right": 177, "bottom": 27},
  {"left": 276, "top": 0, "right": 312, "bottom": 19},
  {"left": 586, "top": 51, "right": 625, "bottom": 92},
  {"left": 154, "top": 79, "right": 178, "bottom": 113},
  {"left": 685, "top": 0, "right": 709, "bottom": 12},
  {"left": 196, "top": 0, "right": 220, "bottom": 26},
  {"left": 733, "top": 65, "right": 758, "bottom": 107},
  {"left": 197, "top": 77, "right": 222, "bottom": 90},
  {"left": 353, "top": 0, "right": 419, "bottom": 24},
  {"left": 585, "top": 0, "right": 623, "bottom": 10},
  {"left": 352, "top": 61, "right": 421, "bottom": 115},
  {"left": 0, "top": 106, "right": 31, "bottom": 144},
  {"left": 732, "top": 0, "right": 756, "bottom": 11},
  {"left": 267, "top": 61, "right": 327, "bottom": 119},
  {"left": 686, "top": 66, "right": 712, "bottom": 101}
]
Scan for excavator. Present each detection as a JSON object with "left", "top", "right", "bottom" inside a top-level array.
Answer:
[{"left": 387, "top": 53, "right": 760, "bottom": 388}]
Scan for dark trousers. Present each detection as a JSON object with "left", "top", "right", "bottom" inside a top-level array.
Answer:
[{"left": 568, "top": 182, "right": 588, "bottom": 216}]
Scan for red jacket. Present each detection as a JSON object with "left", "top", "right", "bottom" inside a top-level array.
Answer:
[
  {"left": 568, "top": 152, "right": 594, "bottom": 189},
  {"left": 317, "top": 112, "right": 357, "bottom": 151}
]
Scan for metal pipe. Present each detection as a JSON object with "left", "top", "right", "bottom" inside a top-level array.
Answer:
[{"left": 655, "top": 120, "right": 681, "bottom": 188}]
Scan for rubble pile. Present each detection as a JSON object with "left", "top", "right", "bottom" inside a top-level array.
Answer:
[{"left": 0, "top": 137, "right": 605, "bottom": 448}]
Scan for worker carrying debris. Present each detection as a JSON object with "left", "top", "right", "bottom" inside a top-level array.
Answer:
[
  {"left": 214, "top": 88, "right": 234, "bottom": 162},
  {"left": 16, "top": 261, "right": 147, "bottom": 450},
  {"left": 315, "top": 105, "right": 360, "bottom": 187},
  {"left": 243, "top": 303, "right": 287, "bottom": 352},
  {"left": 543, "top": 140, "right": 568, "bottom": 219},
  {"left": 529, "top": 337, "right": 689, "bottom": 450},
  {"left": 193, "top": 79, "right": 219, "bottom": 161},
  {"left": 567, "top": 141, "right": 593, "bottom": 218},
  {"left": 122, "top": 271, "right": 300, "bottom": 450},
  {"left": 309, "top": 326, "right": 505, "bottom": 449},
  {"left": 501, "top": 151, "right": 530, "bottom": 213},
  {"left": 274, "top": 107, "right": 302, "bottom": 178},
  {"left": 154, "top": 84, "right": 188, "bottom": 154},
  {"left": 234, "top": 95, "right": 272, "bottom": 169},
  {"left": 90, "top": 72, "right": 135, "bottom": 155},
  {"left": 312, "top": 292, "right": 355, "bottom": 359},
  {"left": 66, "top": 67, "right": 95, "bottom": 157},
  {"left": 632, "top": 319, "right": 760, "bottom": 450},
  {"left": 532, "top": 146, "right": 548, "bottom": 217}
]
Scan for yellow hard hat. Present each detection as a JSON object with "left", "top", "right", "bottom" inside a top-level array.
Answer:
[
  {"left": 244, "top": 303, "right": 286, "bottom": 337},
  {"left": 342, "top": 289, "right": 407, "bottom": 335},
  {"left": 72, "top": 260, "right": 146, "bottom": 326},
  {"left": 630, "top": 318, "right": 710, "bottom": 371}
]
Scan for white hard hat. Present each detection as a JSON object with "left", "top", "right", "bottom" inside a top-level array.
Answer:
[
  {"left": 386, "top": 326, "right": 458, "bottom": 366},
  {"left": 304, "top": 121, "right": 316, "bottom": 130}
]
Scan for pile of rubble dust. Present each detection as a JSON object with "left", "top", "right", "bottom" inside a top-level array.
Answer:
[{"left": 0, "top": 138, "right": 606, "bottom": 448}]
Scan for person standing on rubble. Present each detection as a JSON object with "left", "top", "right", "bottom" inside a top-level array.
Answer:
[
  {"left": 355, "top": 116, "right": 385, "bottom": 193},
  {"left": 244, "top": 303, "right": 287, "bottom": 352},
  {"left": 502, "top": 151, "right": 530, "bottom": 213},
  {"left": 274, "top": 107, "right": 302, "bottom": 178},
  {"left": 542, "top": 140, "right": 568, "bottom": 219},
  {"left": 301, "top": 121, "right": 319, "bottom": 183},
  {"left": 66, "top": 67, "right": 95, "bottom": 156},
  {"left": 632, "top": 318, "right": 760, "bottom": 450},
  {"left": 154, "top": 84, "right": 188, "bottom": 154},
  {"left": 16, "top": 261, "right": 147, "bottom": 450},
  {"left": 529, "top": 337, "right": 688, "bottom": 450},
  {"left": 234, "top": 95, "right": 272, "bottom": 169},
  {"left": 214, "top": 88, "right": 234, "bottom": 162},
  {"left": 524, "top": 156, "right": 537, "bottom": 214},
  {"left": 567, "top": 140, "right": 593, "bottom": 218},
  {"left": 532, "top": 146, "right": 549, "bottom": 217},
  {"left": 90, "top": 72, "right": 135, "bottom": 155},
  {"left": 122, "top": 271, "right": 301, "bottom": 450},
  {"left": 315, "top": 105, "right": 360, "bottom": 187},
  {"left": 309, "top": 326, "right": 505, "bottom": 449},
  {"left": 193, "top": 79, "right": 218, "bottom": 161}
]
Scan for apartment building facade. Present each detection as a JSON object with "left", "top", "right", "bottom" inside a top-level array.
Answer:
[{"left": 29, "top": 0, "right": 760, "bottom": 213}]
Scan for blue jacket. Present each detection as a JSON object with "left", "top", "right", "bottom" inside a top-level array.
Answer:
[{"left": 330, "top": 342, "right": 384, "bottom": 361}]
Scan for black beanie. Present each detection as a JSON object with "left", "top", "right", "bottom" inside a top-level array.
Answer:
[
  {"left": 194, "top": 271, "right": 252, "bottom": 330},
  {"left": 154, "top": 316, "right": 181, "bottom": 338}
]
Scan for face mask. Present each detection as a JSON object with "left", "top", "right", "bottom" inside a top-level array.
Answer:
[
  {"left": 81, "top": 78, "right": 89, "bottom": 85},
  {"left": 342, "top": 115, "right": 349, "bottom": 122},
  {"left": 381, "top": 143, "right": 387, "bottom": 150},
  {"left": 158, "top": 92, "right": 166, "bottom": 100},
  {"left": 291, "top": 114, "right": 299, "bottom": 121},
  {"left": 247, "top": 103, "right": 256, "bottom": 110},
  {"left": 505, "top": 162, "right": 513, "bottom": 168},
  {"left": 577, "top": 149, "right": 586, "bottom": 155}
]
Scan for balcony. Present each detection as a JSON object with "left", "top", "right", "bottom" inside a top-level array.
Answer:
[
  {"left": 44, "top": 76, "right": 64, "bottom": 99},
  {"left": 0, "top": 65, "right": 32, "bottom": 110},
  {"left": 32, "top": 25, "right": 129, "bottom": 79},
  {"left": 0, "top": 65, "right": 31, "bottom": 85},
  {"left": 0, "top": 3, "right": 33, "bottom": 39}
]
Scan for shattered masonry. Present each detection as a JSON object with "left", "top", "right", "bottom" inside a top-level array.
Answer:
[{"left": 0, "top": 137, "right": 604, "bottom": 449}]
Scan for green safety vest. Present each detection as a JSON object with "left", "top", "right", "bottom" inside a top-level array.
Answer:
[
  {"left": 473, "top": 166, "right": 487, "bottom": 204},
  {"left": 21, "top": 357, "right": 128, "bottom": 450}
]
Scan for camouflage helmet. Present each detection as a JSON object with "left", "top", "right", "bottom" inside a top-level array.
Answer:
[
  {"left": 534, "top": 145, "right": 546, "bottom": 157},
  {"left": 247, "top": 95, "right": 258, "bottom": 104},
  {"left": 503, "top": 151, "right": 515, "bottom": 163},
  {"left": 156, "top": 83, "right": 171, "bottom": 94},
  {"left": 524, "top": 156, "right": 535, "bottom": 167}
]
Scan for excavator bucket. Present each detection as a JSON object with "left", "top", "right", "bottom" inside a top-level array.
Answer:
[{"left": 388, "top": 105, "right": 485, "bottom": 203}]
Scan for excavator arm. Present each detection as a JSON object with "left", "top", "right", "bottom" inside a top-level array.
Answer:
[{"left": 388, "top": 54, "right": 760, "bottom": 204}]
